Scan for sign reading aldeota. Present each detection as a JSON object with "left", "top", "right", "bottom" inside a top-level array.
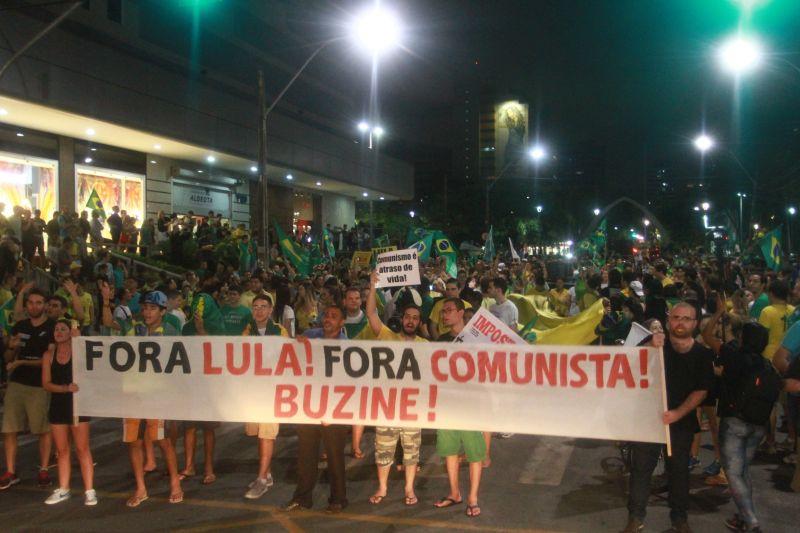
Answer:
[{"left": 172, "top": 183, "right": 231, "bottom": 218}]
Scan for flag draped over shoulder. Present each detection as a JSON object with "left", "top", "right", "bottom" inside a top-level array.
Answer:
[
  {"left": 759, "top": 228, "right": 782, "bottom": 271},
  {"left": 274, "top": 223, "right": 310, "bottom": 276},
  {"left": 433, "top": 231, "right": 458, "bottom": 278},
  {"left": 322, "top": 228, "right": 336, "bottom": 258},
  {"left": 85, "top": 188, "right": 106, "bottom": 218},
  {"left": 484, "top": 226, "right": 495, "bottom": 262}
]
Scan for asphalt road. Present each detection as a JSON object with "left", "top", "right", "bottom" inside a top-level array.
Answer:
[{"left": 0, "top": 418, "right": 797, "bottom": 532}]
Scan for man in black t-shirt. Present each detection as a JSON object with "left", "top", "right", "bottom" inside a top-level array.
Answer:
[
  {"left": 0, "top": 288, "right": 56, "bottom": 490},
  {"left": 622, "top": 302, "right": 714, "bottom": 533}
]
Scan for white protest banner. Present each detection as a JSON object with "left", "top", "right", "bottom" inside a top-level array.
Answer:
[
  {"left": 73, "top": 336, "right": 668, "bottom": 443},
  {"left": 375, "top": 248, "right": 421, "bottom": 288},
  {"left": 454, "top": 307, "right": 527, "bottom": 345}
]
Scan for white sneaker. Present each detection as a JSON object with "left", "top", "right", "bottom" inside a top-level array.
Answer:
[
  {"left": 45, "top": 488, "right": 70, "bottom": 505},
  {"left": 244, "top": 475, "right": 274, "bottom": 499},
  {"left": 247, "top": 473, "right": 273, "bottom": 489},
  {"left": 84, "top": 489, "right": 98, "bottom": 506}
]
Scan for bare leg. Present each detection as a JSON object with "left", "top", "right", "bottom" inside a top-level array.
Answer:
[
  {"left": 433, "top": 455, "right": 461, "bottom": 505},
  {"left": 156, "top": 438, "right": 182, "bottom": 500},
  {"left": 704, "top": 406, "right": 721, "bottom": 461},
  {"left": 202, "top": 428, "right": 215, "bottom": 478},
  {"left": 257, "top": 438, "right": 274, "bottom": 480},
  {"left": 467, "top": 461, "right": 482, "bottom": 505},
  {"left": 143, "top": 432, "right": 156, "bottom": 472},
  {"left": 352, "top": 425, "right": 364, "bottom": 457},
  {"left": 39, "top": 432, "right": 52, "bottom": 471},
  {"left": 482, "top": 432, "right": 492, "bottom": 467},
  {"left": 51, "top": 425, "right": 71, "bottom": 489},
  {"left": 182, "top": 427, "right": 196, "bottom": 476},
  {"left": 404, "top": 461, "right": 418, "bottom": 500},
  {"left": 3, "top": 432, "right": 18, "bottom": 474},
  {"left": 71, "top": 423, "right": 94, "bottom": 491},
  {"left": 371, "top": 464, "right": 390, "bottom": 501},
  {"left": 128, "top": 440, "right": 147, "bottom": 498}
]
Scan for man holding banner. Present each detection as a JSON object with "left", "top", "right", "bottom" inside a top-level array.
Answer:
[
  {"left": 434, "top": 298, "right": 485, "bottom": 518},
  {"left": 365, "top": 271, "right": 424, "bottom": 506},
  {"left": 622, "top": 302, "right": 713, "bottom": 533}
]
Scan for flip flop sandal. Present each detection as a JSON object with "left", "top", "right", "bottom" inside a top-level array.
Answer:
[
  {"left": 178, "top": 472, "right": 195, "bottom": 481},
  {"left": 169, "top": 492, "right": 184, "bottom": 504},
  {"left": 369, "top": 494, "right": 387, "bottom": 504},
  {"left": 434, "top": 496, "right": 462, "bottom": 508},
  {"left": 351, "top": 450, "right": 365, "bottom": 459},
  {"left": 405, "top": 495, "right": 419, "bottom": 506},
  {"left": 466, "top": 504, "right": 481, "bottom": 518},
  {"left": 126, "top": 494, "right": 149, "bottom": 508},
  {"left": 201, "top": 474, "right": 216, "bottom": 485}
]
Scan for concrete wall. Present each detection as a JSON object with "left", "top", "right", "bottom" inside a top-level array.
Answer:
[
  {"left": 321, "top": 194, "right": 355, "bottom": 230},
  {"left": 0, "top": 8, "right": 414, "bottom": 199}
]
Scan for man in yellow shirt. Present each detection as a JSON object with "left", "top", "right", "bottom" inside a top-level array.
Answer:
[
  {"left": 364, "top": 271, "right": 424, "bottom": 506},
  {"left": 428, "top": 278, "right": 471, "bottom": 340},
  {"left": 759, "top": 279, "right": 795, "bottom": 359}
]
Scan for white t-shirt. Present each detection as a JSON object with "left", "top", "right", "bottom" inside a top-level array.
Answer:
[
  {"left": 113, "top": 304, "right": 132, "bottom": 323},
  {"left": 169, "top": 309, "right": 187, "bottom": 330},
  {"left": 489, "top": 299, "right": 518, "bottom": 328},
  {"left": 280, "top": 305, "right": 296, "bottom": 337}
]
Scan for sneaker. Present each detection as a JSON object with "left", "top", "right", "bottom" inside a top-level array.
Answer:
[
  {"left": 37, "top": 469, "right": 52, "bottom": 488},
  {"left": 44, "top": 488, "right": 71, "bottom": 505},
  {"left": 619, "top": 517, "right": 644, "bottom": 533},
  {"left": 688, "top": 456, "right": 701, "bottom": 470},
  {"left": 0, "top": 472, "right": 20, "bottom": 490},
  {"left": 84, "top": 489, "right": 98, "bottom": 506},
  {"left": 244, "top": 477, "right": 272, "bottom": 499},
  {"left": 783, "top": 453, "right": 797, "bottom": 465},
  {"left": 247, "top": 473, "right": 273, "bottom": 489},
  {"left": 703, "top": 460, "right": 722, "bottom": 476}
]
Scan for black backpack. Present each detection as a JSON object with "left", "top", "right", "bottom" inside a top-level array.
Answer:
[{"left": 731, "top": 353, "right": 782, "bottom": 426}]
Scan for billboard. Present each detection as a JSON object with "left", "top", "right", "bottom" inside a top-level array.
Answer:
[{"left": 494, "top": 100, "right": 529, "bottom": 177}]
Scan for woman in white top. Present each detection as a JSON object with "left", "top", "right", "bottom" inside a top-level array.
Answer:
[{"left": 273, "top": 284, "right": 295, "bottom": 337}]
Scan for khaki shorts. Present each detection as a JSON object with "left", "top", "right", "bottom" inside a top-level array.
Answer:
[
  {"left": 2, "top": 382, "right": 50, "bottom": 434},
  {"left": 245, "top": 423, "right": 279, "bottom": 440},
  {"left": 123, "top": 419, "right": 165, "bottom": 443}
]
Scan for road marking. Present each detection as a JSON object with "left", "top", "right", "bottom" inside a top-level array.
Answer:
[{"left": 517, "top": 436, "right": 574, "bottom": 486}]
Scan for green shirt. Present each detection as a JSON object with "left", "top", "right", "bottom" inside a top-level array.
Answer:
[
  {"left": 121, "top": 319, "right": 179, "bottom": 336},
  {"left": 750, "top": 292, "right": 769, "bottom": 320},
  {"left": 163, "top": 312, "right": 182, "bottom": 333},
  {"left": 221, "top": 305, "right": 253, "bottom": 335},
  {"left": 344, "top": 312, "right": 368, "bottom": 339}
]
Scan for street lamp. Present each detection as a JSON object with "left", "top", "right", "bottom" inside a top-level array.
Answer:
[
  {"left": 736, "top": 192, "right": 748, "bottom": 242},
  {"left": 753, "top": 223, "right": 759, "bottom": 231},
  {"left": 701, "top": 202, "right": 710, "bottom": 211},
  {"left": 357, "top": 121, "right": 384, "bottom": 149},
  {"left": 788, "top": 207, "right": 797, "bottom": 253},
  {"left": 694, "top": 134, "right": 714, "bottom": 153},
  {"left": 593, "top": 208, "right": 601, "bottom": 216},
  {"left": 536, "top": 205, "right": 543, "bottom": 213},
  {"left": 718, "top": 35, "right": 763, "bottom": 76},
  {"left": 256, "top": 3, "right": 403, "bottom": 265},
  {"left": 529, "top": 145, "right": 547, "bottom": 162}
]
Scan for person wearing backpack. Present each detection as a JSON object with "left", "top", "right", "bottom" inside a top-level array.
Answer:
[{"left": 703, "top": 294, "right": 776, "bottom": 533}]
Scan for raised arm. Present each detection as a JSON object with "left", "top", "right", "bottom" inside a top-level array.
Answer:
[{"left": 366, "top": 271, "right": 384, "bottom": 336}]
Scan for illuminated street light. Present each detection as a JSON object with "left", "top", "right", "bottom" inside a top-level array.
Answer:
[
  {"left": 643, "top": 219, "right": 651, "bottom": 226},
  {"left": 593, "top": 208, "right": 601, "bottom": 216},
  {"left": 753, "top": 223, "right": 759, "bottom": 230},
  {"left": 529, "top": 145, "right": 547, "bottom": 162},
  {"left": 718, "top": 35, "right": 763, "bottom": 75},
  {"left": 352, "top": 4, "right": 402, "bottom": 58},
  {"left": 536, "top": 205, "right": 543, "bottom": 213},
  {"left": 693, "top": 206, "right": 701, "bottom": 212},
  {"left": 701, "top": 202, "right": 710, "bottom": 211},
  {"left": 789, "top": 207, "right": 797, "bottom": 216},
  {"left": 409, "top": 210, "right": 415, "bottom": 218},
  {"left": 357, "top": 121, "right": 385, "bottom": 149},
  {"left": 694, "top": 134, "right": 714, "bottom": 153}
]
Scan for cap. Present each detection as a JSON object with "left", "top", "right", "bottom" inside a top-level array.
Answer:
[
  {"left": 142, "top": 290, "right": 168, "bottom": 308},
  {"left": 629, "top": 280, "right": 644, "bottom": 297}
]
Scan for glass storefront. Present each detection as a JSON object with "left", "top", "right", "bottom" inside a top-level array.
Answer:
[
  {"left": 75, "top": 165, "right": 144, "bottom": 238},
  {"left": 0, "top": 151, "right": 58, "bottom": 219}
]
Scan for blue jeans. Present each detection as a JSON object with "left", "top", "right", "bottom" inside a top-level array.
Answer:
[{"left": 719, "top": 416, "right": 765, "bottom": 528}]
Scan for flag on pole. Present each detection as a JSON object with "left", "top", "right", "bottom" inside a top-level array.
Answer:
[
  {"left": 274, "top": 222, "right": 310, "bottom": 276},
  {"left": 508, "top": 237, "right": 520, "bottom": 261},
  {"left": 484, "top": 226, "right": 495, "bottom": 262},
  {"left": 433, "top": 231, "right": 458, "bottom": 278},
  {"left": 322, "top": 228, "right": 336, "bottom": 258},
  {"left": 409, "top": 232, "right": 433, "bottom": 261},
  {"left": 759, "top": 227, "right": 783, "bottom": 271},
  {"left": 406, "top": 227, "right": 430, "bottom": 247},
  {"left": 85, "top": 188, "right": 106, "bottom": 218}
]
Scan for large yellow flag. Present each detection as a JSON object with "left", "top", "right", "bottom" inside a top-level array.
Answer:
[
  {"left": 509, "top": 293, "right": 582, "bottom": 330},
  {"left": 530, "top": 299, "right": 605, "bottom": 345}
]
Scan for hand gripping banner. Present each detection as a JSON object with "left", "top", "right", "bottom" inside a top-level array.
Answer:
[{"left": 73, "top": 337, "right": 668, "bottom": 444}]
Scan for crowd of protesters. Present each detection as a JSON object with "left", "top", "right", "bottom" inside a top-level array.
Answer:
[{"left": 0, "top": 207, "right": 798, "bottom": 532}]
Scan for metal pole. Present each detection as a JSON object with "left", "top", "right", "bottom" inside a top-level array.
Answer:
[
  {"left": 258, "top": 70, "right": 269, "bottom": 267},
  {"left": 369, "top": 200, "right": 374, "bottom": 246},
  {"left": 739, "top": 195, "right": 743, "bottom": 243},
  {"left": 0, "top": 1, "right": 82, "bottom": 81}
]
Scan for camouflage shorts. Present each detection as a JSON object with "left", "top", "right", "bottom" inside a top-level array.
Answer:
[{"left": 374, "top": 426, "right": 422, "bottom": 466}]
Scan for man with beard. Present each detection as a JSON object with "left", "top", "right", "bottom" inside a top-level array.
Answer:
[
  {"left": 364, "top": 271, "right": 424, "bottom": 506},
  {"left": 282, "top": 305, "right": 349, "bottom": 513},
  {"left": 1, "top": 288, "right": 55, "bottom": 490},
  {"left": 621, "top": 302, "right": 714, "bottom": 533}
]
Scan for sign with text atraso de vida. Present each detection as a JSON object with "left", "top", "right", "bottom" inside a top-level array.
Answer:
[
  {"left": 73, "top": 337, "right": 668, "bottom": 444},
  {"left": 375, "top": 248, "right": 421, "bottom": 288}
]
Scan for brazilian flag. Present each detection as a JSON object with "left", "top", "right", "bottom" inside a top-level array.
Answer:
[
  {"left": 310, "top": 243, "right": 326, "bottom": 271},
  {"left": 592, "top": 219, "right": 607, "bottom": 249},
  {"left": 483, "top": 226, "right": 495, "bottom": 262},
  {"left": 409, "top": 232, "right": 433, "bottom": 261},
  {"left": 433, "top": 231, "right": 458, "bottom": 278},
  {"left": 85, "top": 188, "right": 106, "bottom": 218},
  {"left": 759, "top": 228, "right": 783, "bottom": 271},
  {"left": 322, "top": 228, "right": 336, "bottom": 258},
  {"left": 274, "top": 222, "right": 310, "bottom": 276},
  {"left": 406, "top": 227, "right": 430, "bottom": 247}
]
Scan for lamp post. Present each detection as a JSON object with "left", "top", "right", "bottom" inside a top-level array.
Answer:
[
  {"left": 788, "top": 206, "right": 797, "bottom": 254},
  {"left": 256, "top": 4, "right": 402, "bottom": 264},
  {"left": 737, "top": 192, "right": 747, "bottom": 242},
  {"left": 484, "top": 143, "right": 548, "bottom": 225}
]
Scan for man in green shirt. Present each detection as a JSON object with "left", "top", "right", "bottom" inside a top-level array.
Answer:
[
  {"left": 220, "top": 285, "right": 252, "bottom": 335},
  {"left": 748, "top": 273, "right": 769, "bottom": 319}
]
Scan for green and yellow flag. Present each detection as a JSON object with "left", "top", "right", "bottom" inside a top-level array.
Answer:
[
  {"left": 406, "top": 227, "right": 430, "bottom": 247},
  {"left": 483, "top": 226, "right": 495, "bottom": 262},
  {"left": 322, "top": 228, "right": 336, "bottom": 258},
  {"left": 85, "top": 188, "right": 106, "bottom": 218},
  {"left": 759, "top": 228, "right": 782, "bottom": 271},
  {"left": 274, "top": 222, "right": 310, "bottom": 276},
  {"left": 433, "top": 231, "right": 458, "bottom": 278},
  {"left": 409, "top": 231, "right": 433, "bottom": 262}
]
